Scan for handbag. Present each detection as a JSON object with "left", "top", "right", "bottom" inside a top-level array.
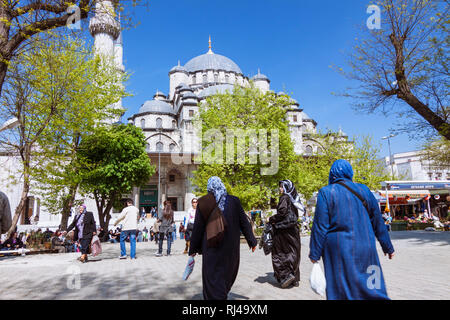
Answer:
[
  {"left": 259, "top": 223, "right": 273, "bottom": 255},
  {"left": 90, "top": 235, "right": 102, "bottom": 257}
]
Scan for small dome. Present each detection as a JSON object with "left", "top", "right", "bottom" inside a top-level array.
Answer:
[
  {"left": 301, "top": 111, "right": 312, "bottom": 120},
  {"left": 252, "top": 73, "right": 269, "bottom": 82},
  {"left": 169, "top": 64, "right": 187, "bottom": 74},
  {"left": 153, "top": 91, "right": 167, "bottom": 100},
  {"left": 138, "top": 100, "right": 175, "bottom": 115},
  {"left": 198, "top": 84, "right": 234, "bottom": 98},
  {"left": 176, "top": 83, "right": 192, "bottom": 92},
  {"left": 182, "top": 91, "right": 198, "bottom": 100}
]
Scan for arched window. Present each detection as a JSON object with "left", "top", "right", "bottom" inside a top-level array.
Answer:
[
  {"left": 203, "top": 74, "right": 207, "bottom": 83},
  {"left": 156, "top": 117, "right": 162, "bottom": 129},
  {"left": 169, "top": 143, "right": 175, "bottom": 152},
  {"left": 225, "top": 74, "right": 229, "bottom": 83},
  {"left": 214, "top": 73, "right": 219, "bottom": 83},
  {"left": 146, "top": 143, "right": 150, "bottom": 152},
  {"left": 192, "top": 75, "right": 196, "bottom": 84},
  {"left": 156, "top": 142, "right": 163, "bottom": 152},
  {"left": 141, "top": 118, "right": 145, "bottom": 128},
  {"left": 305, "top": 145, "right": 313, "bottom": 155},
  {"left": 172, "top": 120, "right": 177, "bottom": 129}
]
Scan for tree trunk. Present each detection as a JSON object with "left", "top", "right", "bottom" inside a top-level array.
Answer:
[
  {"left": 59, "top": 184, "right": 78, "bottom": 231},
  {"left": 7, "top": 178, "right": 30, "bottom": 237}
]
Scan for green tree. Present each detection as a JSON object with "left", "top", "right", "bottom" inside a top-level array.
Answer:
[
  {"left": 191, "top": 85, "right": 300, "bottom": 211},
  {"left": 296, "top": 132, "right": 392, "bottom": 202},
  {"left": 0, "top": 36, "right": 126, "bottom": 236},
  {"left": 339, "top": 0, "right": 449, "bottom": 140},
  {"left": 30, "top": 37, "right": 129, "bottom": 230},
  {"left": 0, "top": 0, "right": 147, "bottom": 96},
  {"left": 77, "top": 124, "right": 155, "bottom": 232}
]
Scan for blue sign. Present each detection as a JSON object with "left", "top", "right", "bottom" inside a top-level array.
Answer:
[{"left": 389, "top": 183, "right": 450, "bottom": 190}]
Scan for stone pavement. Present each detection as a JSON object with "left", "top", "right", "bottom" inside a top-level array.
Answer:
[{"left": 0, "top": 231, "right": 448, "bottom": 300}]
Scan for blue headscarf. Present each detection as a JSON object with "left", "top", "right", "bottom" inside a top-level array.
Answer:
[
  {"left": 207, "top": 176, "right": 228, "bottom": 211},
  {"left": 328, "top": 159, "right": 354, "bottom": 185}
]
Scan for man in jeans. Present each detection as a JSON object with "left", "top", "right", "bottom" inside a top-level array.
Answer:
[{"left": 114, "top": 199, "right": 139, "bottom": 260}]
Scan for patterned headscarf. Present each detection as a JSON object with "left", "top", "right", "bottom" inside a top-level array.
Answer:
[
  {"left": 207, "top": 176, "right": 228, "bottom": 211},
  {"left": 279, "top": 179, "right": 306, "bottom": 216}
]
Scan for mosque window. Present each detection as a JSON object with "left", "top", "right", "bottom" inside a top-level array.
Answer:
[
  {"left": 305, "top": 145, "right": 313, "bottom": 155},
  {"left": 172, "top": 120, "right": 177, "bottom": 129},
  {"left": 214, "top": 73, "right": 219, "bottom": 83},
  {"left": 225, "top": 74, "right": 229, "bottom": 83},
  {"left": 169, "top": 143, "right": 175, "bottom": 152},
  {"left": 293, "top": 115, "right": 297, "bottom": 122},
  {"left": 146, "top": 143, "right": 150, "bottom": 152},
  {"left": 169, "top": 174, "right": 175, "bottom": 182},
  {"left": 192, "top": 75, "right": 196, "bottom": 84},
  {"left": 189, "top": 110, "right": 194, "bottom": 117},
  {"left": 156, "top": 117, "right": 162, "bottom": 129},
  {"left": 203, "top": 74, "right": 207, "bottom": 83},
  {"left": 141, "top": 118, "right": 145, "bottom": 128},
  {"left": 156, "top": 142, "right": 163, "bottom": 151}
]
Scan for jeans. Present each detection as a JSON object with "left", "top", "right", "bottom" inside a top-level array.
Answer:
[
  {"left": 158, "top": 232, "right": 172, "bottom": 255},
  {"left": 120, "top": 230, "right": 136, "bottom": 258}
]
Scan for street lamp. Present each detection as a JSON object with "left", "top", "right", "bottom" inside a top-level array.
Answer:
[
  {"left": 157, "top": 121, "right": 162, "bottom": 218},
  {"left": 382, "top": 133, "right": 397, "bottom": 179},
  {"left": 0, "top": 117, "right": 19, "bottom": 132}
]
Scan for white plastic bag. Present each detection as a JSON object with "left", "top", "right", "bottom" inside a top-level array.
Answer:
[
  {"left": 182, "top": 256, "right": 195, "bottom": 281},
  {"left": 310, "top": 262, "right": 326, "bottom": 297}
]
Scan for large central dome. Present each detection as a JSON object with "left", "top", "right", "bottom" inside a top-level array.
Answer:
[{"left": 184, "top": 52, "right": 242, "bottom": 74}]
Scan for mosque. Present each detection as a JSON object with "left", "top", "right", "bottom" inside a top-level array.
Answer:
[{"left": 0, "top": 0, "right": 343, "bottom": 231}]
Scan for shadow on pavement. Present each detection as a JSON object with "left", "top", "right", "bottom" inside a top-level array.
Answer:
[
  {"left": 254, "top": 272, "right": 281, "bottom": 288},
  {"left": 389, "top": 231, "right": 450, "bottom": 246}
]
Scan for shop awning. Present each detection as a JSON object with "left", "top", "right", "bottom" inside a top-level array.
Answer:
[{"left": 377, "top": 190, "right": 430, "bottom": 204}]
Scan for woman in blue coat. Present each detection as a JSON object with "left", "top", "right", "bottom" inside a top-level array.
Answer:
[{"left": 309, "top": 159, "right": 395, "bottom": 300}]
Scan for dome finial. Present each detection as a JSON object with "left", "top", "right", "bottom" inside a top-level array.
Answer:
[{"left": 208, "top": 35, "right": 213, "bottom": 54}]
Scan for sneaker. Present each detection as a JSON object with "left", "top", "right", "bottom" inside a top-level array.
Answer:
[
  {"left": 119, "top": 255, "right": 127, "bottom": 259},
  {"left": 281, "top": 274, "right": 295, "bottom": 289},
  {"left": 154, "top": 252, "right": 162, "bottom": 257}
]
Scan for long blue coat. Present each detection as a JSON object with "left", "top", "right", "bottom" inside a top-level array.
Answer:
[{"left": 309, "top": 160, "right": 394, "bottom": 300}]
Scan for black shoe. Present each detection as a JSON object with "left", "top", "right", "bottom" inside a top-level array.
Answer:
[
  {"left": 293, "top": 281, "right": 299, "bottom": 287},
  {"left": 281, "top": 274, "right": 295, "bottom": 288}
]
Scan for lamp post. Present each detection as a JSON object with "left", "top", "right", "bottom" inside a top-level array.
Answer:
[
  {"left": 0, "top": 117, "right": 19, "bottom": 133},
  {"left": 382, "top": 134, "right": 397, "bottom": 179},
  {"left": 157, "top": 122, "right": 162, "bottom": 218}
]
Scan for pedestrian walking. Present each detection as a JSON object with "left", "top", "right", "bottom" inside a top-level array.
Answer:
[
  {"left": 189, "top": 176, "right": 257, "bottom": 300},
  {"left": 179, "top": 223, "right": 185, "bottom": 240},
  {"left": 153, "top": 219, "right": 161, "bottom": 244},
  {"left": 155, "top": 201, "right": 174, "bottom": 256},
  {"left": 114, "top": 199, "right": 139, "bottom": 260},
  {"left": 0, "top": 191, "right": 12, "bottom": 234},
  {"left": 65, "top": 204, "right": 96, "bottom": 263},
  {"left": 309, "top": 159, "right": 395, "bottom": 300},
  {"left": 184, "top": 198, "right": 197, "bottom": 254},
  {"left": 269, "top": 179, "right": 304, "bottom": 288}
]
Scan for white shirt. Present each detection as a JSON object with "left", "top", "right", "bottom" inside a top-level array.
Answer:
[
  {"left": 186, "top": 207, "right": 196, "bottom": 225},
  {"left": 115, "top": 205, "right": 139, "bottom": 231}
]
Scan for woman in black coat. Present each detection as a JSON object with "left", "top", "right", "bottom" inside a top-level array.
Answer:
[
  {"left": 189, "top": 176, "right": 257, "bottom": 300},
  {"left": 269, "top": 180, "right": 304, "bottom": 288},
  {"left": 66, "top": 204, "right": 96, "bottom": 263}
]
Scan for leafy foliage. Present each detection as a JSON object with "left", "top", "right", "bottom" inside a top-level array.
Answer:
[
  {"left": 77, "top": 124, "right": 155, "bottom": 229},
  {"left": 191, "top": 85, "right": 300, "bottom": 211}
]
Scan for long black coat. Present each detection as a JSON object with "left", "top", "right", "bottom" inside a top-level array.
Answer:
[
  {"left": 67, "top": 211, "right": 96, "bottom": 242},
  {"left": 189, "top": 195, "right": 257, "bottom": 300},
  {"left": 269, "top": 194, "right": 301, "bottom": 284}
]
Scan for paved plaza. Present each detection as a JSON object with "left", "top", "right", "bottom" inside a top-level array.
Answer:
[{"left": 0, "top": 231, "right": 448, "bottom": 300}]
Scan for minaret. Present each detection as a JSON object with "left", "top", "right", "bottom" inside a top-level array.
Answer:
[
  {"left": 89, "top": 0, "right": 124, "bottom": 123},
  {"left": 89, "top": 0, "right": 120, "bottom": 58}
]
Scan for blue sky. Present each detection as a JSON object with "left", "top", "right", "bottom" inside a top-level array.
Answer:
[{"left": 115, "top": 0, "right": 423, "bottom": 158}]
